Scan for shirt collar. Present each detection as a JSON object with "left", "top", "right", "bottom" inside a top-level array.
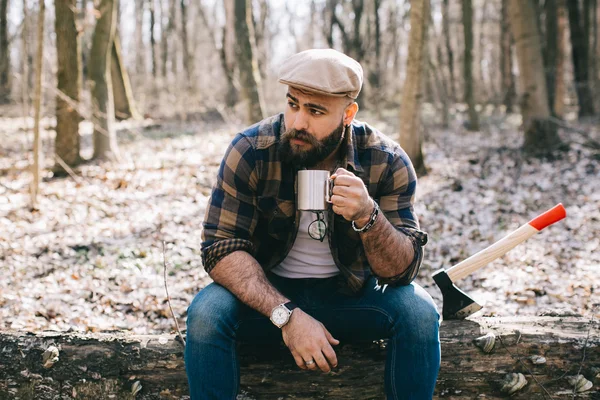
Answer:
[{"left": 339, "top": 123, "right": 364, "bottom": 173}]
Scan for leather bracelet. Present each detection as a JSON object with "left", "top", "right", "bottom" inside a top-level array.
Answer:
[{"left": 352, "top": 200, "right": 379, "bottom": 233}]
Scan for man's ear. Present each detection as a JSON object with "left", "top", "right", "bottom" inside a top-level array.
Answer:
[{"left": 343, "top": 102, "right": 359, "bottom": 126}]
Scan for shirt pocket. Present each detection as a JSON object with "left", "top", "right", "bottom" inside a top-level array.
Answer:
[{"left": 257, "top": 196, "right": 295, "bottom": 240}]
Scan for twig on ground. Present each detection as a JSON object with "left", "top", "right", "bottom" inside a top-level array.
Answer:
[
  {"left": 549, "top": 116, "right": 600, "bottom": 148},
  {"left": 162, "top": 241, "right": 186, "bottom": 347},
  {"left": 572, "top": 309, "right": 596, "bottom": 399},
  {"left": 54, "top": 155, "right": 85, "bottom": 185},
  {"left": 496, "top": 333, "right": 554, "bottom": 400}
]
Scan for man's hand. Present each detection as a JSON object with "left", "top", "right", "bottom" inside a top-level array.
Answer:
[
  {"left": 330, "top": 168, "right": 374, "bottom": 226},
  {"left": 282, "top": 309, "right": 339, "bottom": 373}
]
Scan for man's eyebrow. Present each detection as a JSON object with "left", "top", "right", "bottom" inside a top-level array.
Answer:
[{"left": 286, "top": 93, "right": 329, "bottom": 112}]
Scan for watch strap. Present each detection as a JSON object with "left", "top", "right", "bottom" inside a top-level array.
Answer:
[{"left": 283, "top": 301, "right": 298, "bottom": 312}]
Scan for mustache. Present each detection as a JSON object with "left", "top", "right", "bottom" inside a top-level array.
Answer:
[{"left": 283, "top": 129, "right": 323, "bottom": 148}]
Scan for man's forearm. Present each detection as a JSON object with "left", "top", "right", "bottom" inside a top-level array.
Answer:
[
  {"left": 356, "top": 207, "right": 414, "bottom": 278},
  {"left": 209, "top": 250, "right": 288, "bottom": 316}
]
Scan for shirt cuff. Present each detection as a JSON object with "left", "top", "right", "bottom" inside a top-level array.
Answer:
[
  {"left": 374, "top": 227, "right": 427, "bottom": 287},
  {"left": 201, "top": 238, "right": 256, "bottom": 273}
]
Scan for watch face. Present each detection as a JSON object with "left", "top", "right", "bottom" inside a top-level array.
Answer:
[{"left": 272, "top": 306, "right": 289, "bottom": 326}]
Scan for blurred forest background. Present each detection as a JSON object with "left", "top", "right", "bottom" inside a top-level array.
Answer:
[{"left": 0, "top": 0, "right": 598, "bottom": 335}]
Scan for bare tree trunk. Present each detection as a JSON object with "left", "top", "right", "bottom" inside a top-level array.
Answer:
[
  {"left": 149, "top": 0, "right": 157, "bottom": 78},
  {"left": 90, "top": 0, "right": 119, "bottom": 161},
  {"left": 0, "top": 0, "right": 10, "bottom": 104},
  {"left": 509, "top": 0, "right": 563, "bottom": 156},
  {"left": 399, "top": 0, "right": 429, "bottom": 176},
  {"left": 111, "top": 34, "right": 141, "bottom": 120},
  {"left": 544, "top": 0, "right": 558, "bottom": 114},
  {"left": 235, "top": 0, "right": 264, "bottom": 124},
  {"left": 566, "top": 0, "right": 596, "bottom": 117},
  {"left": 553, "top": 0, "right": 567, "bottom": 118},
  {"left": 596, "top": 0, "right": 600, "bottom": 108},
  {"left": 134, "top": 0, "right": 145, "bottom": 75},
  {"left": 21, "top": 0, "right": 29, "bottom": 120},
  {"left": 180, "top": 0, "right": 193, "bottom": 88},
  {"left": 589, "top": 0, "right": 599, "bottom": 110},
  {"left": 219, "top": 0, "right": 238, "bottom": 108},
  {"left": 442, "top": 0, "right": 456, "bottom": 103},
  {"left": 461, "top": 0, "right": 479, "bottom": 130},
  {"left": 500, "top": 0, "right": 516, "bottom": 112},
  {"left": 31, "top": 0, "right": 45, "bottom": 209},
  {"left": 54, "top": 0, "right": 83, "bottom": 173}
]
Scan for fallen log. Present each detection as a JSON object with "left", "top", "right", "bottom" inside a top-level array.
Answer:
[{"left": 0, "top": 317, "right": 598, "bottom": 399}]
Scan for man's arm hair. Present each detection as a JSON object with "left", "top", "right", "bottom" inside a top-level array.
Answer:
[
  {"left": 359, "top": 210, "right": 415, "bottom": 278},
  {"left": 209, "top": 250, "right": 289, "bottom": 316}
]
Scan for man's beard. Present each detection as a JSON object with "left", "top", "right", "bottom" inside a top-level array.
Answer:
[{"left": 278, "top": 121, "right": 345, "bottom": 169}]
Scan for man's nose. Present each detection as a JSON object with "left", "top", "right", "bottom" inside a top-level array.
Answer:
[{"left": 292, "top": 110, "right": 309, "bottom": 131}]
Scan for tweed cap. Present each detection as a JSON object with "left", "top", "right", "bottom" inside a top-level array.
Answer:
[{"left": 278, "top": 49, "right": 363, "bottom": 99}]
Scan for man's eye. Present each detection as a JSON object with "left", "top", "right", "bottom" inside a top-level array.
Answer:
[
  {"left": 311, "top": 109, "right": 323, "bottom": 115},
  {"left": 288, "top": 102, "right": 298, "bottom": 109}
]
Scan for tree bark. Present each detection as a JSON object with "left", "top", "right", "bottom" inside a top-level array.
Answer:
[
  {"left": 111, "top": 33, "right": 141, "bottom": 120},
  {"left": 89, "top": 0, "right": 119, "bottom": 161},
  {"left": 0, "top": 0, "right": 10, "bottom": 104},
  {"left": 399, "top": 0, "right": 429, "bottom": 176},
  {"left": 31, "top": 0, "right": 45, "bottom": 210},
  {"left": 544, "top": 0, "right": 558, "bottom": 114},
  {"left": 553, "top": 0, "right": 567, "bottom": 118},
  {"left": 566, "top": 0, "right": 596, "bottom": 117},
  {"left": 217, "top": 0, "right": 238, "bottom": 108},
  {"left": 500, "top": 0, "right": 516, "bottom": 113},
  {"left": 442, "top": 0, "right": 456, "bottom": 103},
  {"left": 1, "top": 317, "right": 598, "bottom": 399},
  {"left": 54, "top": 0, "right": 82, "bottom": 173},
  {"left": 149, "top": 0, "right": 157, "bottom": 78},
  {"left": 509, "top": 0, "right": 563, "bottom": 156},
  {"left": 134, "top": 0, "right": 145, "bottom": 76},
  {"left": 234, "top": 0, "right": 264, "bottom": 124},
  {"left": 180, "top": 0, "right": 193, "bottom": 89},
  {"left": 461, "top": 0, "right": 479, "bottom": 131},
  {"left": 21, "top": 0, "right": 29, "bottom": 119}
]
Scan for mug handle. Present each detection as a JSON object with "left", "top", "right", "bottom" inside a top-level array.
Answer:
[{"left": 326, "top": 176, "right": 335, "bottom": 204}]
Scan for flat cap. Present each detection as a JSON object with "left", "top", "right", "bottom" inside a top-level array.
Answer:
[{"left": 278, "top": 49, "right": 363, "bottom": 99}]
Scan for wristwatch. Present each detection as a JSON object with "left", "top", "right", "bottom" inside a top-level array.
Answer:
[{"left": 270, "top": 302, "right": 298, "bottom": 328}]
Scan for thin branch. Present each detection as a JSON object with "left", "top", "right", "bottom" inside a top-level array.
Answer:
[
  {"left": 572, "top": 309, "right": 596, "bottom": 399},
  {"left": 162, "top": 241, "right": 186, "bottom": 347},
  {"left": 54, "top": 154, "right": 85, "bottom": 185}
]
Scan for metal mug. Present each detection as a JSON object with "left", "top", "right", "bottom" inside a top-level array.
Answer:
[{"left": 297, "top": 170, "right": 334, "bottom": 211}]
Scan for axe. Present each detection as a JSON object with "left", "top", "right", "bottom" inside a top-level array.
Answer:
[{"left": 432, "top": 203, "right": 567, "bottom": 320}]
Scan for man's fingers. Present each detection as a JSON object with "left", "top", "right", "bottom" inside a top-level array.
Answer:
[
  {"left": 324, "top": 327, "right": 340, "bottom": 346},
  {"left": 312, "top": 352, "right": 331, "bottom": 373},
  {"left": 331, "top": 174, "right": 354, "bottom": 187},
  {"left": 290, "top": 350, "right": 307, "bottom": 370},
  {"left": 333, "top": 167, "right": 353, "bottom": 177},
  {"left": 322, "top": 344, "right": 338, "bottom": 369},
  {"left": 304, "top": 356, "right": 318, "bottom": 370}
]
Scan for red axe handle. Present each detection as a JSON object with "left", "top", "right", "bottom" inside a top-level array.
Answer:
[{"left": 447, "top": 204, "right": 566, "bottom": 282}]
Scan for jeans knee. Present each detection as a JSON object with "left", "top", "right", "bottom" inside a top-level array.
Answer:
[
  {"left": 393, "top": 284, "right": 440, "bottom": 341},
  {"left": 186, "top": 283, "right": 239, "bottom": 343}
]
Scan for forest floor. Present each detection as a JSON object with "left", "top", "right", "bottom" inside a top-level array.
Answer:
[{"left": 1, "top": 107, "right": 599, "bottom": 334}]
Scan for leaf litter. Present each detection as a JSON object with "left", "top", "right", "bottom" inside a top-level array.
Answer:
[{"left": 0, "top": 114, "right": 598, "bottom": 335}]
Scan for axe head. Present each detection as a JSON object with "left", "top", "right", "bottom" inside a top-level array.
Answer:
[{"left": 432, "top": 269, "right": 482, "bottom": 320}]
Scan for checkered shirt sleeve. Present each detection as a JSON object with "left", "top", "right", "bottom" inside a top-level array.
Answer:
[
  {"left": 201, "top": 134, "right": 259, "bottom": 273},
  {"left": 375, "top": 148, "right": 428, "bottom": 286}
]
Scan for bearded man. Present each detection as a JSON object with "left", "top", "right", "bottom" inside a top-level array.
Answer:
[{"left": 185, "top": 49, "right": 441, "bottom": 400}]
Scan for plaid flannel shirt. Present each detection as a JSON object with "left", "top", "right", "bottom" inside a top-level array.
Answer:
[{"left": 201, "top": 114, "right": 428, "bottom": 294}]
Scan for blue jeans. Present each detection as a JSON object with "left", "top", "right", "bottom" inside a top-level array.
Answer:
[{"left": 185, "top": 274, "right": 441, "bottom": 399}]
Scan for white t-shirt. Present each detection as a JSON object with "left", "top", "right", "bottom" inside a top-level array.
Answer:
[{"left": 271, "top": 211, "right": 339, "bottom": 278}]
